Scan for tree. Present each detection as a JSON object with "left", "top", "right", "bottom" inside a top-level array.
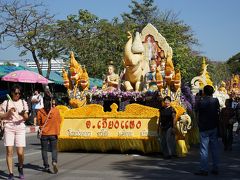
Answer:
[
  {"left": 122, "top": 0, "right": 158, "bottom": 31},
  {"left": 206, "top": 60, "right": 231, "bottom": 86},
  {"left": 57, "top": 10, "right": 126, "bottom": 78},
  {"left": 0, "top": 0, "right": 63, "bottom": 78},
  {"left": 226, "top": 52, "right": 240, "bottom": 75}
]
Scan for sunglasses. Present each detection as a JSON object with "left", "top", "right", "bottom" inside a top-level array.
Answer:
[{"left": 14, "top": 92, "right": 21, "bottom": 95}]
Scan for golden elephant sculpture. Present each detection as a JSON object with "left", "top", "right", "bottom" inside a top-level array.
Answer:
[
  {"left": 170, "top": 101, "right": 192, "bottom": 156},
  {"left": 176, "top": 113, "right": 192, "bottom": 137},
  {"left": 123, "top": 31, "right": 144, "bottom": 91}
]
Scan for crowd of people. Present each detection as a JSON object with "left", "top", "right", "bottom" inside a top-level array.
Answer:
[
  {"left": 0, "top": 83, "right": 240, "bottom": 179},
  {"left": 194, "top": 85, "right": 240, "bottom": 176},
  {"left": 0, "top": 84, "right": 61, "bottom": 180},
  {"left": 157, "top": 85, "right": 240, "bottom": 176}
]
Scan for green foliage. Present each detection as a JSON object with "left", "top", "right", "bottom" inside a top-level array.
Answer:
[
  {"left": 3, "top": 62, "right": 16, "bottom": 66},
  {"left": 0, "top": 0, "right": 63, "bottom": 78},
  {"left": 226, "top": 52, "right": 240, "bottom": 75},
  {"left": 207, "top": 60, "right": 231, "bottom": 86},
  {"left": 57, "top": 10, "right": 126, "bottom": 78},
  {"left": 122, "top": 0, "right": 158, "bottom": 31}
]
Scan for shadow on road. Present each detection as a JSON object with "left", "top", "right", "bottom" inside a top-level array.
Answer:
[
  {"left": 110, "top": 137, "right": 240, "bottom": 180},
  {"left": 0, "top": 170, "right": 8, "bottom": 179},
  {"left": 23, "top": 163, "right": 44, "bottom": 172}
]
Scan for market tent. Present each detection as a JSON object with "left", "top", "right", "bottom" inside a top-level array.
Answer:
[
  {"left": 0, "top": 65, "right": 25, "bottom": 77},
  {"left": 39, "top": 71, "right": 63, "bottom": 85},
  {"left": 0, "top": 65, "right": 103, "bottom": 88},
  {"left": 25, "top": 70, "right": 103, "bottom": 88}
]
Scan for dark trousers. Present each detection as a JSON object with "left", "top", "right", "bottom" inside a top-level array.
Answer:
[
  {"left": 160, "top": 127, "right": 176, "bottom": 157},
  {"left": 222, "top": 124, "right": 233, "bottom": 150},
  {"left": 40, "top": 135, "right": 58, "bottom": 168}
]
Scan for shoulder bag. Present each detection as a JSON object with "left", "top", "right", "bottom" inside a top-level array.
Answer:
[{"left": 37, "top": 109, "right": 52, "bottom": 139}]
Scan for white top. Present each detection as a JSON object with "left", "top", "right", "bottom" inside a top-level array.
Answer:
[
  {"left": 31, "top": 94, "right": 44, "bottom": 109},
  {"left": 32, "top": 94, "right": 44, "bottom": 109},
  {"left": 0, "top": 99, "right": 29, "bottom": 123}
]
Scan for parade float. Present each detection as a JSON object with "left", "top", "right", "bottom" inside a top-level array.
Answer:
[
  {"left": 226, "top": 74, "right": 240, "bottom": 99},
  {"left": 191, "top": 58, "right": 229, "bottom": 108},
  {"left": 191, "top": 57, "right": 214, "bottom": 95},
  {"left": 57, "top": 23, "right": 193, "bottom": 156}
]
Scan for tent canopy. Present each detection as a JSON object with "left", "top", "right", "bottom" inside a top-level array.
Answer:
[{"left": 0, "top": 65, "right": 103, "bottom": 87}]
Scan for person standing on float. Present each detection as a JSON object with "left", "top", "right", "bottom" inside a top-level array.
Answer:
[{"left": 157, "top": 96, "right": 177, "bottom": 159}]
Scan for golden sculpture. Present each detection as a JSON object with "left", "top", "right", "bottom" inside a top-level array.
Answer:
[
  {"left": 79, "top": 67, "right": 89, "bottom": 91},
  {"left": 218, "top": 81, "right": 227, "bottom": 93},
  {"left": 173, "top": 70, "right": 181, "bottom": 92},
  {"left": 156, "top": 67, "right": 164, "bottom": 94},
  {"left": 123, "top": 31, "right": 144, "bottom": 91},
  {"left": 102, "top": 64, "right": 120, "bottom": 91},
  {"left": 62, "top": 51, "right": 90, "bottom": 107},
  {"left": 144, "top": 61, "right": 158, "bottom": 91},
  {"left": 228, "top": 74, "right": 240, "bottom": 98},
  {"left": 200, "top": 58, "right": 213, "bottom": 87},
  {"left": 62, "top": 68, "right": 72, "bottom": 96},
  {"left": 191, "top": 57, "right": 213, "bottom": 95}
]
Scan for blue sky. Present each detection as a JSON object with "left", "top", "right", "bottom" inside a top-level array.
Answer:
[{"left": 1, "top": 0, "right": 240, "bottom": 61}]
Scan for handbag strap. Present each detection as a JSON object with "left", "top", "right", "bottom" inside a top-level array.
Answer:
[{"left": 39, "top": 109, "right": 52, "bottom": 135}]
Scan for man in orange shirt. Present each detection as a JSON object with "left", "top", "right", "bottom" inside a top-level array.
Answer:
[{"left": 37, "top": 93, "right": 61, "bottom": 174}]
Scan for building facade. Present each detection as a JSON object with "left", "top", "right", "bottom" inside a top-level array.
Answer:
[{"left": 25, "top": 59, "right": 64, "bottom": 72}]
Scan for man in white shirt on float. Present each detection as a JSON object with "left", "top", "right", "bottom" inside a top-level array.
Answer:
[{"left": 31, "top": 89, "right": 44, "bottom": 126}]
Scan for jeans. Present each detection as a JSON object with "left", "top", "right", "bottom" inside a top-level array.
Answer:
[
  {"left": 199, "top": 128, "right": 219, "bottom": 172},
  {"left": 160, "top": 127, "right": 176, "bottom": 157},
  {"left": 40, "top": 135, "right": 58, "bottom": 168}
]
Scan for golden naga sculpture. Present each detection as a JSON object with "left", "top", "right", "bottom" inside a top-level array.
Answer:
[
  {"left": 191, "top": 57, "right": 213, "bottom": 95},
  {"left": 69, "top": 52, "right": 83, "bottom": 96},
  {"left": 123, "top": 31, "right": 144, "bottom": 91},
  {"left": 79, "top": 67, "right": 89, "bottom": 91},
  {"left": 156, "top": 67, "right": 163, "bottom": 94},
  {"left": 165, "top": 65, "right": 174, "bottom": 88},
  {"left": 62, "top": 68, "right": 72, "bottom": 96},
  {"left": 173, "top": 70, "right": 181, "bottom": 92},
  {"left": 62, "top": 51, "right": 90, "bottom": 107}
]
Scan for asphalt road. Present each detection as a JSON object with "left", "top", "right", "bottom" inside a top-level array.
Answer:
[{"left": 0, "top": 133, "right": 239, "bottom": 180}]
